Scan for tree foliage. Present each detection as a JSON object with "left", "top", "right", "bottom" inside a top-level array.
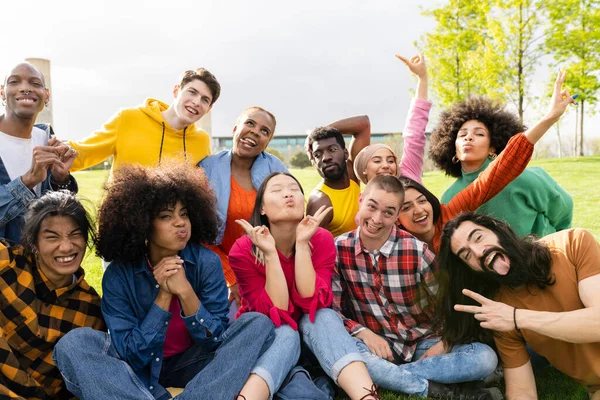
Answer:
[{"left": 289, "top": 151, "right": 312, "bottom": 169}]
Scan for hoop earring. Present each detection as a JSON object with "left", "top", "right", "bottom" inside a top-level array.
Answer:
[
  {"left": 45, "top": 101, "right": 49, "bottom": 108},
  {"left": 1, "top": 99, "right": 5, "bottom": 107},
  {"left": 488, "top": 153, "right": 497, "bottom": 160},
  {"left": 452, "top": 155, "right": 459, "bottom": 164}
]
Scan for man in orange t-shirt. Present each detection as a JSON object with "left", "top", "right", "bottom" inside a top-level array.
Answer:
[{"left": 439, "top": 212, "right": 600, "bottom": 400}]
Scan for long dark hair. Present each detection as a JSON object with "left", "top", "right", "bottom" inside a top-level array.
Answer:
[
  {"left": 436, "top": 212, "right": 554, "bottom": 347},
  {"left": 22, "top": 191, "right": 96, "bottom": 258},
  {"left": 398, "top": 177, "right": 441, "bottom": 224}
]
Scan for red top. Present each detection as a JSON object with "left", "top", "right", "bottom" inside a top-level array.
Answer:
[
  {"left": 207, "top": 176, "right": 257, "bottom": 286},
  {"left": 229, "top": 228, "right": 336, "bottom": 330},
  {"left": 163, "top": 296, "right": 193, "bottom": 357}
]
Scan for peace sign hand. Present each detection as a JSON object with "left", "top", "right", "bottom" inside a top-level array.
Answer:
[
  {"left": 296, "top": 205, "right": 333, "bottom": 244},
  {"left": 546, "top": 69, "right": 576, "bottom": 122},
  {"left": 454, "top": 289, "right": 515, "bottom": 332},
  {"left": 235, "top": 219, "right": 277, "bottom": 256},
  {"left": 395, "top": 54, "right": 427, "bottom": 79}
]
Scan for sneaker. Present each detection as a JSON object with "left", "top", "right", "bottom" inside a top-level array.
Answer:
[{"left": 428, "top": 381, "right": 504, "bottom": 400}]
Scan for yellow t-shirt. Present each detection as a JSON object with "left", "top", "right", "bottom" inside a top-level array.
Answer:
[
  {"left": 315, "top": 180, "right": 360, "bottom": 238},
  {"left": 494, "top": 228, "right": 600, "bottom": 389}
]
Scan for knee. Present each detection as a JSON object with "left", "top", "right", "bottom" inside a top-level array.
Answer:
[
  {"left": 471, "top": 343, "right": 498, "bottom": 376},
  {"left": 299, "top": 308, "right": 341, "bottom": 333},
  {"left": 237, "top": 312, "right": 275, "bottom": 334},
  {"left": 54, "top": 327, "right": 100, "bottom": 364},
  {"left": 275, "top": 325, "right": 301, "bottom": 350}
]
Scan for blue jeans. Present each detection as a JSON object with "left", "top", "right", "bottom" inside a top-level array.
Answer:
[
  {"left": 252, "top": 324, "right": 301, "bottom": 399},
  {"left": 299, "top": 309, "right": 365, "bottom": 384},
  {"left": 356, "top": 337, "right": 498, "bottom": 397},
  {"left": 53, "top": 312, "right": 275, "bottom": 400}
]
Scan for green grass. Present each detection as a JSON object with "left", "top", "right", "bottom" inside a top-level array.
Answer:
[{"left": 73, "top": 156, "right": 600, "bottom": 400}]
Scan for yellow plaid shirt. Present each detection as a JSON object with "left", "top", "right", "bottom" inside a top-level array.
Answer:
[{"left": 0, "top": 240, "right": 104, "bottom": 399}]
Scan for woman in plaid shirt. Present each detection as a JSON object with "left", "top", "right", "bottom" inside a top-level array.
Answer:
[{"left": 230, "top": 172, "right": 380, "bottom": 400}]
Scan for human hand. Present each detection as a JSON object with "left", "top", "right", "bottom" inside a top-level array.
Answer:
[
  {"left": 356, "top": 329, "right": 394, "bottom": 361},
  {"left": 235, "top": 219, "right": 277, "bottom": 256},
  {"left": 545, "top": 69, "right": 576, "bottom": 122},
  {"left": 152, "top": 255, "right": 185, "bottom": 294},
  {"left": 296, "top": 205, "right": 333, "bottom": 244},
  {"left": 417, "top": 340, "right": 449, "bottom": 360},
  {"left": 21, "top": 146, "right": 66, "bottom": 189},
  {"left": 48, "top": 137, "right": 78, "bottom": 181},
  {"left": 165, "top": 264, "right": 192, "bottom": 296},
  {"left": 229, "top": 283, "right": 241, "bottom": 308},
  {"left": 395, "top": 54, "right": 427, "bottom": 79},
  {"left": 454, "top": 289, "right": 515, "bottom": 332}
]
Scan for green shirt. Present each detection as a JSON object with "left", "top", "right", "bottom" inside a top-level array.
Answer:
[{"left": 441, "top": 159, "right": 573, "bottom": 237}]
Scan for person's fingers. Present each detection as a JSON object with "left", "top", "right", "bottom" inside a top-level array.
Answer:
[
  {"left": 454, "top": 304, "right": 482, "bottom": 314},
  {"left": 394, "top": 54, "right": 409, "bottom": 66},
  {"left": 473, "top": 313, "right": 487, "bottom": 321},
  {"left": 385, "top": 346, "right": 394, "bottom": 361},
  {"left": 235, "top": 219, "right": 253, "bottom": 233},
  {"left": 461, "top": 289, "right": 489, "bottom": 304}
]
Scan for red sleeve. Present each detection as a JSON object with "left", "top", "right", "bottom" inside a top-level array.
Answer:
[
  {"left": 290, "top": 228, "right": 335, "bottom": 322},
  {"left": 446, "top": 133, "right": 533, "bottom": 216},
  {"left": 229, "top": 236, "right": 297, "bottom": 329}
]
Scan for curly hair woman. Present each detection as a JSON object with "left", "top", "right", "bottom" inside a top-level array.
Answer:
[
  {"left": 398, "top": 71, "right": 576, "bottom": 254},
  {"left": 54, "top": 162, "right": 276, "bottom": 400},
  {"left": 429, "top": 83, "right": 573, "bottom": 238}
]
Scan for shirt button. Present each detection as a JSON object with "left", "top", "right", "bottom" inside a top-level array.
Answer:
[
  {"left": 192, "top": 322, "right": 196, "bottom": 326},
  {"left": 200, "top": 319, "right": 204, "bottom": 323},
  {"left": 155, "top": 358, "right": 160, "bottom": 362},
  {"left": 155, "top": 284, "right": 159, "bottom": 289},
  {"left": 150, "top": 352, "right": 154, "bottom": 356},
  {"left": 149, "top": 386, "right": 154, "bottom": 390},
  {"left": 165, "top": 321, "right": 168, "bottom": 325},
  {"left": 214, "top": 337, "right": 218, "bottom": 341}
]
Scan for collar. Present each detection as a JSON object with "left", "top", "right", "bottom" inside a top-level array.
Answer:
[
  {"left": 34, "top": 264, "right": 86, "bottom": 302},
  {"left": 461, "top": 158, "right": 492, "bottom": 181},
  {"left": 353, "top": 225, "right": 398, "bottom": 258}
]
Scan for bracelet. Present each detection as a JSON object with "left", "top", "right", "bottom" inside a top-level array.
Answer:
[
  {"left": 513, "top": 307, "right": 521, "bottom": 332},
  {"left": 51, "top": 175, "right": 73, "bottom": 190}
]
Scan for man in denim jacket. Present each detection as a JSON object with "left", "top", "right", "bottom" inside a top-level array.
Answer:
[{"left": 0, "top": 62, "right": 77, "bottom": 242}]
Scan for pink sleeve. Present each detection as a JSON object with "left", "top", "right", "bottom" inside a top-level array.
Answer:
[
  {"left": 229, "top": 236, "right": 298, "bottom": 329},
  {"left": 290, "top": 229, "right": 335, "bottom": 322},
  {"left": 398, "top": 98, "right": 432, "bottom": 184}
]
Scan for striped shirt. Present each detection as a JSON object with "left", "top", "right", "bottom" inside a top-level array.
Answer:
[
  {"left": 333, "top": 226, "right": 438, "bottom": 362},
  {"left": 0, "top": 240, "right": 104, "bottom": 399}
]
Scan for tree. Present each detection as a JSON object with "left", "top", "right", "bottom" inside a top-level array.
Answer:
[
  {"left": 265, "top": 147, "right": 285, "bottom": 164},
  {"left": 485, "top": 0, "right": 547, "bottom": 120},
  {"left": 419, "top": 0, "right": 490, "bottom": 106},
  {"left": 289, "top": 151, "right": 312, "bottom": 169},
  {"left": 546, "top": 0, "right": 600, "bottom": 156}
]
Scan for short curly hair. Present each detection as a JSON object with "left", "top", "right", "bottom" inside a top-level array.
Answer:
[
  {"left": 96, "top": 162, "right": 219, "bottom": 263},
  {"left": 429, "top": 96, "right": 526, "bottom": 177}
]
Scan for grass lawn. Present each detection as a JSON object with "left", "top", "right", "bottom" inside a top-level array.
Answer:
[{"left": 73, "top": 156, "right": 600, "bottom": 400}]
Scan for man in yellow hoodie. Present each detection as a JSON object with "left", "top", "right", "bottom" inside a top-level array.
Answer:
[{"left": 69, "top": 68, "right": 219, "bottom": 171}]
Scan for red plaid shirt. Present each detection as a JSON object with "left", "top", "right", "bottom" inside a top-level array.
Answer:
[{"left": 333, "top": 225, "right": 438, "bottom": 362}]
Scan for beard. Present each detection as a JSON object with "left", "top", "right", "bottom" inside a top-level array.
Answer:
[
  {"left": 318, "top": 162, "right": 346, "bottom": 180},
  {"left": 478, "top": 237, "right": 531, "bottom": 288}
]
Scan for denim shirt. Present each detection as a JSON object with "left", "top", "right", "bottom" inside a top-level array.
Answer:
[
  {"left": 101, "top": 243, "right": 229, "bottom": 395},
  {"left": 0, "top": 124, "right": 78, "bottom": 242},
  {"left": 198, "top": 150, "right": 288, "bottom": 243}
]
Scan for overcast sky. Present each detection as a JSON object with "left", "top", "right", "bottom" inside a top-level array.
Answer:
[{"left": 2, "top": 0, "right": 596, "bottom": 144}]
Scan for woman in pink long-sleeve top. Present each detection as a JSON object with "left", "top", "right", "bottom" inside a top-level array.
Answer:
[{"left": 229, "top": 172, "right": 379, "bottom": 400}]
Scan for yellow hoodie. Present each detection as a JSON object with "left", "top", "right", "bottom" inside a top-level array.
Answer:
[{"left": 69, "top": 98, "right": 211, "bottom": 171}]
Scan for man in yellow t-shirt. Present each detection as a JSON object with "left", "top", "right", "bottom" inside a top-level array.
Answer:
[
  {"left": 440, "top": 212, "right": 600, "bottom": 400},
  {"left": 305, "top": 117, "right": 370, "bottom": 238},
  {"left": 69, "top": 68, "right": 220, "bottom": 171}
]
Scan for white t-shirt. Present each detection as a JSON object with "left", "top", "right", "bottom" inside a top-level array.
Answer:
[{"left": 0, "top": 127, "right": 48, "bottom": 196}]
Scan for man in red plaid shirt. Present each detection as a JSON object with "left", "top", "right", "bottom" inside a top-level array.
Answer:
[{"left": 332, "top": 175, "right": 501, "bottom": 399}]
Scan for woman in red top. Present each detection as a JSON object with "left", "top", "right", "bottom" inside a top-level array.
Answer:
[
  {"left": 397, "top": 71, "right": 576, "bottom": 255},
  {"left": 230, "top": 172, "right": 379, "bottom": 400}
]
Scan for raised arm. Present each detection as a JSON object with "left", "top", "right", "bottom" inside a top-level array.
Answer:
[
  {"left": 306, "top": 190, "right": 334, "bottom": 228},
  {"left": 395, "top": 54, "right": 431, "bottom": 184},
  {"left": 69, "top": 110, "right": 121, "bottom": 172},
  {"left": 327, "top": 115, "right": 371, "bottom": 182}
]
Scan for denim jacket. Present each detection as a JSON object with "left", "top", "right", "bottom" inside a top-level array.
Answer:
[
  {"left": 0, "top": 124, "right": 77, "bottom": 242},
  {"left": 198, "top": 150, "right": 288, "bottom": 243},
  {"left": 101, "top": 243, "right": 229, "bottom": 395}
]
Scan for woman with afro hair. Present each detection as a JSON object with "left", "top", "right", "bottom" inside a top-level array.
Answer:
[
  {"left": 53, "top": 161, "right": 277, "bottom": 400},
  {"left": 429, "top": 85, "right": 573, "bottom": 238}
]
